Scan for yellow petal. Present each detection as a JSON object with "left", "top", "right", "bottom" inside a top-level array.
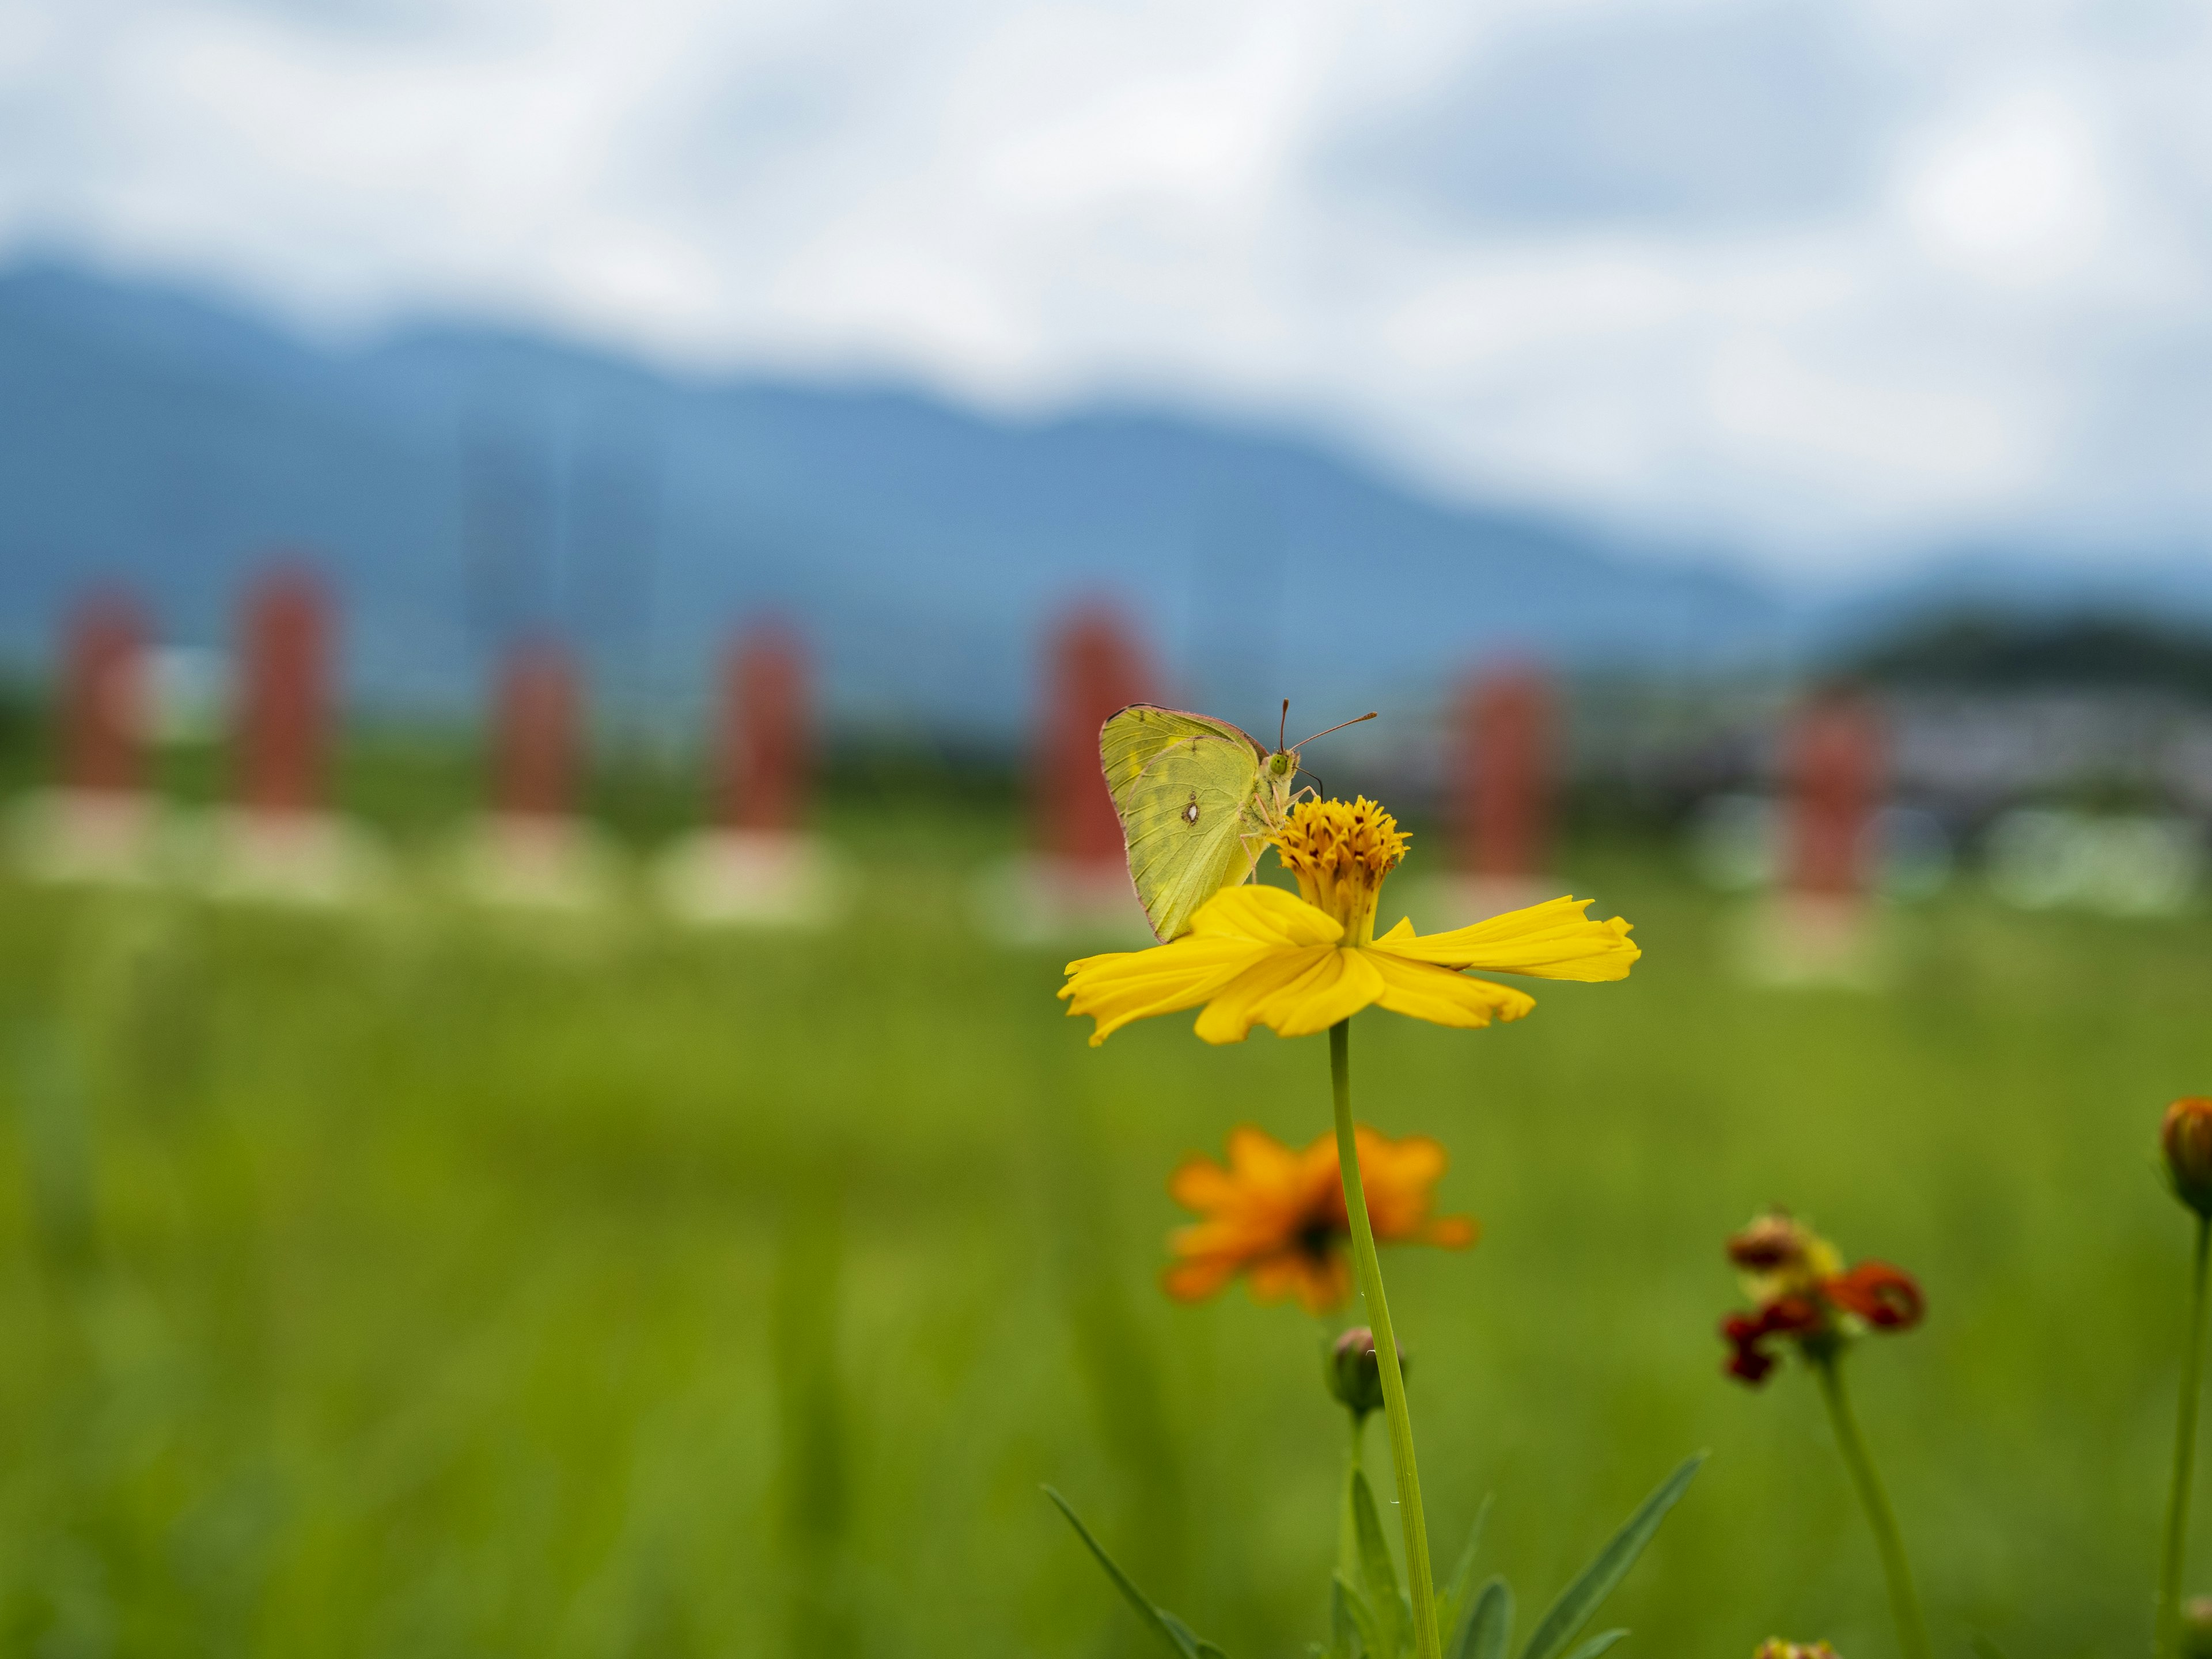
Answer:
[
  {"left": 1256, "top": 946, "right": 1387, "bottom": 1040},
  {"left": 1370, "top": 895, "right": 1640, "bottom": 982},
  {"left": 1191, "top": 944, "right": 1342, "bottom": 1044},
  {"left": 1362, "top": 948, "right": 1537, "bottom": 1027},
  {"left": 1187, "top": 883, "right": 1344, "bottom": 946},
  {"left": 1060, "top": 887, "right": 1370, "bottom": 1044},
  {"left": 1060, "top": 934, "right": 1274, "bottom": 1045}
]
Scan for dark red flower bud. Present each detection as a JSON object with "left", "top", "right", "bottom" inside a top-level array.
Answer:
[
  {"left": 1762, "top": 1295, "right": 1826, "bottom": 1336},
  {"left": 1725, "top": 1343, "right": 1778, "bottom": 1385},
  {"left": 1326, "top": 1325, "right": 1404, "bottom": 1419},
  {"left": 1721, "top": 1310, "right": 1779, "bottom": 1385},
  {"left": 1726, "top": 1213, "right": 1810, "bottom": 1274},
  {"left": 1824, "top": 1262, "right": 1925, "bottom": 1331}
]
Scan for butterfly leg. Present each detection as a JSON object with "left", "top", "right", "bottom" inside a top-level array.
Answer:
[{"left": 1236, "top": 827, "right": 1277, "bottom": 881}]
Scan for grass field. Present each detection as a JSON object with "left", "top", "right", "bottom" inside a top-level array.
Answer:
[{"left": 0, "top": 764, "right": 2207, "bottom": 1657}]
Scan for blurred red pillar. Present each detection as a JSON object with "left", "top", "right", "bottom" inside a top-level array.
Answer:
[
  {"left": 493, "top": 641, "right": 581, "bottom": 820},
  {"left": 1040, "top": 607, "right": 1152, "bottom": 866},
  {"left": 236, "top": 566, "right": 330, "bottom": 817},
  {"left": 1784, "top": 691, "right": 1884, "bottom": 896},
  {"left": 1451, "top": 665, "right": 1554, "bottom": 878},
  {"left": 61, "top": 592, "right": 147, "bottom": 797},
  {"left": 716, "top": 625, "right": 810, "bottom": 834}
]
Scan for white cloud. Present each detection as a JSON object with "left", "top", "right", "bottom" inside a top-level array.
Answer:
[
  {"left": 1898, "top": 85, "right": 2113, "bottom": 286},
  {"left": 4, "top": 0, "right": 2212, "bottom": 573}
]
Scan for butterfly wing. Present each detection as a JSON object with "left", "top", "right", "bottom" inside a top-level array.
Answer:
[
  {"left": 1100, "top": 706, "right": 1268, "bottom": 941},
  {"left": 1100, "top": 704, "right": 1259, "bottom": 790}
]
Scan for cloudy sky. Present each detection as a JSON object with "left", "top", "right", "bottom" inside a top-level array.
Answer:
[{"left": 5, "top": 0, "right": 2211, "bottom": 575}]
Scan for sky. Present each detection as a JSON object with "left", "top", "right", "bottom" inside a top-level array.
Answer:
[{"left": 4, "top": 0, "right": 2212, "bottom": 577}]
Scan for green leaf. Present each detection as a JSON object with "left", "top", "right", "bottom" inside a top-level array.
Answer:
[
  {"left": 1517, "top": 1453, "right": 1705, "bottom": 1659},
  {"left": 1453, "top": 1577, "right": 1513, "bottom": 1659},
  {"left": 1044, "top": 1486, "right": 1218, "bottom": 1659},
  {"left": 1437, "top": 1494, "right": 1495, "bottom": 1645},
  {"left": 1561, "top": 1631, "right": 1627, "bottom": 1659},
  {"left": 1325, "top": 1577, "right": 1361, "bottom": 1659},
  {"left": 1349, "top": 1468, "right": 1410, "bottom": 1657},
  {"left": 1336, "top": 1573, "right": 1385, "bottom": 1659},
  {"left": 1970, "top": 1640, "right": 2011, "bottom": 1659}
]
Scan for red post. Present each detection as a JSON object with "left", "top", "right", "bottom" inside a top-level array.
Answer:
[
  {"left": 1452, "top": 665, "right": 1554, "bottom": 878},
  {"left": 717, "top": 626, "right": 810, "bottom": 834},
  {"left": 492, "top": 641, "right": 581, "bottom": 821},
  {"left": 1040, "top": 607, "right": 1152, "bottom": 867},
  {"left": 62, "top": 592, "right": 147, "bottom": 797},
  {"left": 1784, "top": 691, "right": 1884, "bottom": 896},
  {"left": 237, "top": 566, "right": 330, "bottom": 817}
]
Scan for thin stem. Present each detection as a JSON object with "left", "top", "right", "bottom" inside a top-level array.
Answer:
[
  {"left": 2157, "top": 1213, "right": 2212, "bottom": 1658},
  {"left": 1339, "top": 1411, "right": 1366, "bottom": 1583},
  {"left": 1814, "top": 1353, "right": 1933, "bottom": 1659},
  {"left": 1330, "top": 1018, "right": 1441, "bottom": 1659}
]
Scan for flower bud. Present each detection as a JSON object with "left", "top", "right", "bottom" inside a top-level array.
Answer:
[
  {"left": 2182, "top": 1596, "right": 2212, "bottom": 1659},
  {"left": 1728, "top": 1213, "right": 1812, "bottom": 1274},
  {"left": 1326, "top": 1326, "right": 1406, "bottom": 1419},
  {"left": 2166, "top": 1100, "right": 2212, "bottom": 1219}
]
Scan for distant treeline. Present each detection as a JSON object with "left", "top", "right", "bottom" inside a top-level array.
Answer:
[{"left": 1846, "top": 612, "right": 2212, "bottom": 699}]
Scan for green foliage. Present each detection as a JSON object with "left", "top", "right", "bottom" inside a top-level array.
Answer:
[
  {"left": 0, "top": 796, "right": 2204, "bottom": 1653},
  {"left": 1455, "top": 1580, "right": 1512, "bottom": 1659},
  {"left": 1046, "top": 1488, "right": 1226, "bottom": 1659},
  {"left": 1309, "top": 1456, "right": 1695, "bottom": 1659},
  {"left": 1518, "top": 1454, "right": 1703, "bottom": 1659},
  {"left": 1435, "top": 1493, "right": 1492, "bottom": 1644},
  {"left": 1346, "top": 1468, "right": 1411, "bottom": 1656}
]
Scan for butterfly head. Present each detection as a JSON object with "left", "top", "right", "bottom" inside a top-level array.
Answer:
[{"left": 1262, "top": 705, "right": 1378, "bottom": 821}]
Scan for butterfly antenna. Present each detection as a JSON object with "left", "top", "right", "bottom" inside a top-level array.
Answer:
[
  {"left": 1278, "top": 699, "right": 1290, "bottom": 752},
  {"left": 1291, "top": 711, "right": 1379, "bottom": 749}
]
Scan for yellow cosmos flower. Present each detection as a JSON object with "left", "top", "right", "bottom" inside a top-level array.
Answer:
[{"left": 1061, "top": 796, "right": 1639, "bottom": 1045}]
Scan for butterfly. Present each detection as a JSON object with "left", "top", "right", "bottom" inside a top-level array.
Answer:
[{"left": 1100, "top": 702, "right": 1377, "bottom": 942}]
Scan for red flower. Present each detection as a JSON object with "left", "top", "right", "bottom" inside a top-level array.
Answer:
[
  {"left": 1719, "top": 1296, "right": 1824, "bottom": 1385},
  {"left": 1718, "top": 1211, "right": 1925, "bottom": 1387},
  {"left": 1824, "top": 1260, "right": 1924, "bottom": 1330}
]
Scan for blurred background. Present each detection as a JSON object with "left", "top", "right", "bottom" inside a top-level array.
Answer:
[{"left": 2, "top": 1, "right": 2211, "bottom": 1654}]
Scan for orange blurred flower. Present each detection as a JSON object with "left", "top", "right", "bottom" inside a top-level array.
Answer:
[
  {"left": 1164, "top": 1124, "right": 1478, "bottom": 1313},
  {"left": 2164, "top": 1097, "right": 2212, "bottom": 1217}
]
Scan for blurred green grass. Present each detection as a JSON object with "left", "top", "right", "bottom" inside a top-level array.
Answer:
[{"left": 0, "top": 787, "right": 2206, "bottom": 1657}]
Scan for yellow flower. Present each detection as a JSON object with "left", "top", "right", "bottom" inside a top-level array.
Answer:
[
  {"left": 1163, "top": 1124, "right": 1478, "bottom": 1313},
  {"left": 1061, "top": 796, "right": 1639, "bottom": 1045}
]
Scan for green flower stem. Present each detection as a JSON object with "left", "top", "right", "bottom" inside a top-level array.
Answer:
[
  {"left": 1339, "top": 1412, "right": 1366, "bottom": 1583},
  {"left": 1813, "top": 1351, "right": 1932, "bottom": 1659},
  {"left": 2157, "top": 1212, "right": 2212, "bottom": 1658},
  {"left": 1330, "top": 1018, "right": 1440, "bottom": 1659}
]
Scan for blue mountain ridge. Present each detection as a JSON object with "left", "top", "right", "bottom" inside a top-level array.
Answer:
[{"left": 0, "top": 260, "right": 1846, "bottom": 734}]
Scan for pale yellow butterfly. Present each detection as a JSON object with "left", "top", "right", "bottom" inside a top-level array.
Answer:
[{"left": 1100, "top": 702, "right": 1377, "bottom": 941}]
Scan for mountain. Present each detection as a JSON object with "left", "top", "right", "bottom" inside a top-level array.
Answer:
[{"left": 0, "top": 261, "right": 1794, "bottom": 734}]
